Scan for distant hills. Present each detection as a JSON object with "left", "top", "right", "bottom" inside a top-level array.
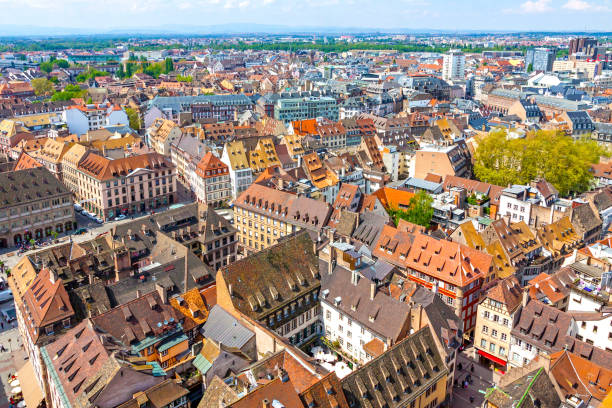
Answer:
[{"left": 0, "top": 23, "right": 610, "bottom": 37}]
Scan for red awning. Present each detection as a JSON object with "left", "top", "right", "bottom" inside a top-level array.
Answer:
[{"left": 478, "top": 349, "right": 507, "bottom": 367}]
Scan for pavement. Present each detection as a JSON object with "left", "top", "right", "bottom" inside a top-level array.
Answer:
[
  {"left": 0, "top": 324, "right": 26, "bottom": 408},
  {"left": 451, "top": 349, "right": 496, "bottom": 408}
]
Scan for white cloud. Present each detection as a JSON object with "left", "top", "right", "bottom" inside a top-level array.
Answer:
[
  {"left": 562, "top": 0, "right": 611, "bottom": 10},
  {"left": 519, "top": 0, "right": 552, "bottom": 13}
]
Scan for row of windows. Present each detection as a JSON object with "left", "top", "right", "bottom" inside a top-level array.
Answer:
[{"left": 480, "top": 339, "right": 506, "bottom": 356}]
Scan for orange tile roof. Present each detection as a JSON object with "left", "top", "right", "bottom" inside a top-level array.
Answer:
[
  {"left": 169, "top": 287, "right": 210, "bottom": 325},
  {"left": 291, "top": 119, "right": 318, "bottom": 136},
  {"left": 372, "top": 187, "right": 414, "bottom": 210},
  {"left": 405, "top": 233, "right": 493, "bottom": 288},
  {"left": 78, "top": 152, "right": 172, "bottom": 181}
]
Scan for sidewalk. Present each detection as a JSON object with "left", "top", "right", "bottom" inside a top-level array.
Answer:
[{"left": 0, "top": 328, "right": 26, "bottom": 408}]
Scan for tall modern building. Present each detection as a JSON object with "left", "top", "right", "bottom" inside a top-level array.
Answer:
[
  {"left": 525, "top": 48, "right": 556, "bottom": 72},
  {"left": 442, "top": 50, "right": 466, "bottom": 81},
  {"left": 273, "top": 96, "right": 339, "bottom": 123},
  {"left": 569, "top": 37, "right": 598, "bottom": 56}
]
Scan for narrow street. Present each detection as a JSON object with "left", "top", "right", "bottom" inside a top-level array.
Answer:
[{"left": 452, "top": 349, "right": 497, "bottom": 407}]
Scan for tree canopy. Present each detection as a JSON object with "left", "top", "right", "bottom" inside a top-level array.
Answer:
[
  {"left": 50, "top": 84, "right": 86, "bottom": 101},
  {"left": 39, "top": 61, "right": 54, "bottom": 73},
  {"left": 76, "top": 69, "right": 110, "bottom": 83},
  {"left": 388, "top": 190, "right": 434, "bottom": 227},
  {"left": 473, "top": 129, "right": 607, "bottom": 197},
  {"left": 31, "top": 78, "right": 54, "bottom": 96},
  {"left": 125, "top": 107, "right": 140, "bottom": 130}
]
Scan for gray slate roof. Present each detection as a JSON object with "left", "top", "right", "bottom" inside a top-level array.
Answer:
[{"left": 200, "top": 305, "right": 255, "bottom": 349}]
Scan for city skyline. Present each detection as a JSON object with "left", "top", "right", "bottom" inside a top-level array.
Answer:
[{"left": 1, "top": 0, "right": 612, "bottom": 34}]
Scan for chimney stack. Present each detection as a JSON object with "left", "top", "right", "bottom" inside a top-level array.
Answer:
[
  {"left": 228, "top": 283, "right": 233, "bottom": 296},
  {"left": 370, "top": 281, "right": 376, "bottom": 301},
  {"left": 328, "top": 246, "right": 336, "bottom": 275},
  {"left": 155, "top": 283, "right": 167, "bottom": 304},
  {"left": 521, "top": 288, "right": 529, "bottom": 308},
  {"left": 262, "top": 399, "right": 271, "bottom": 408}
]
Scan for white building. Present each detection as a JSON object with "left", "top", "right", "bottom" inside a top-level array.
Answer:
[
  {"left": 62, "top": 102, "right": 128, "bottom": 136},
  {"left": 571, "top": 310, "right": 612, "bottom": 352},
  {"left": 320, "top": 243, "right": 412, "bottom": 365},
  {"left": 499, "top": 185, "right": 535, "bottom": 225},
  {"left": 509, "top": 297, "right": 578, "bottom": 368},
  {"left": 221, "top": 141, "right": 253, "bottom": 200},
  {"left": 442, "top": 50, "right": 466, "bottom": 81},
  {"left": 381, "top": 145, "right": 400, "bottom": 182}
]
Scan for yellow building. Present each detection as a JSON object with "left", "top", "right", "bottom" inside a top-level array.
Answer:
[
  {"left": 233, "top": 183, "right": 331, "bottom": 253},
  {"left": 247, "top": 137, "right": 280, "bottom": 173}
]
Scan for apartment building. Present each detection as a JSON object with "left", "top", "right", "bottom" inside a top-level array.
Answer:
[
  {"left": 414, "top": 144, "right": 470, "bottom": 180},
  {"left": 509, "top": 297, "right": 578, "bottom": 368},
  {"left": 373, "top": 225, "right": 494, "bottom": 335},
  {"left": 216, "top": 231, "right": 322, "bottom": 347},
  {"left": 169, "top": 132, "right": 209, "bottom": 185},
  {"left": 442, "top": 50, "right": 466, "bottom": 81},
  {"left": 321, "top": 243, "right": 411, "bottom": 365},
  {"left": 0, "top": 166, "right": 75, "bottom": 247},
  {"left": 192, "top": 152, "right": 231, "bottom": 208},
  {"left": 15, "top": 268, "right": 75, "bottom": 394},
  {"left": 474, "top": 277, "right": 522, "bottom": 373},
  {"left": 62, "top": 102, "right": 128, "bottom": 136},
  {"left": 221, "top": 141, "right": 253, "bottom": 199},
  {"left": 233, "top": 183, "right": 331, "bottom": 253},
  {"left": 341, "top": 326, "right": 449, "bottom": 408},
  {"left": 244, "top": 137, "right": 281, "bottom": 174},
  {"left": 274, "top": 96, "right": 339, "bottom": 123},
  {"left": 75, "top": 152, "right": 177, "bottom": 220},
  {"left": 147, "top": 118, "right": 182, "bottom": 156}
]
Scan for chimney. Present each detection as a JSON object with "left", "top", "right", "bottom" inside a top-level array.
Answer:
[
  {"left": 351, "top": 270, "right": 359, "bottom": 286},
  {"left": 262, "top": 400, "right": 271, "bottom": 408},
  {"left": 136, "top": 289, "right": 142, "bottom": 298},
  {"left": 228, "top": 283, "right": 233, "bottom": 296},
  {"left": 155, "top": 283, "right": 167, "bottom": 304},
  {"left": 370, "top": 281, "right": 376, "bottom": 301},
  {"left": 521, "top": 289, "right": 529, "bottom": 308},
  {"left": 328, "top": 246, "right": 336, "bottom": 275},
  {"left": 49, "top": 269, "right": 58, "bottom": 284}
]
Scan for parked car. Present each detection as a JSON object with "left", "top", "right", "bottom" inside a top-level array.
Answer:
[
  {"left": 115, "top": 214, "right": 127, "bottom": 221},
  {"left": 74, "top": 228, "right": 88, "bottom": 235},
  {"left": 95, "top": 217, "right": 104, "bottom": 224},
  {"left": 73, "top": 204, "right": 82, "bottom": 212},
  {"left": 0, "top": 289, "right": 13, "bottom": 303},
  {"left": 86, "top": 212, "right": 97, "bottom": 219}
]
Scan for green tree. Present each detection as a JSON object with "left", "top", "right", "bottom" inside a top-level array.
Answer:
[
  {"left": 31, "top": 78, "right": 54, "bottom": 96},
  {"left": 388, "top": 191, "right": 434, "bottom": 227},
  {"left": 176, "top": 75, "right": 192, "bottom": 82},
  {"left": 54, "top": 59, "right": 69, "bottom": 68},
  {"left": 527, "top": 63, "right": 533, "bottom": 73},
  {"left": 39, "top": 61, "right": 54, "bottom": 73},
  {"left": 50, "top": 84, "right": 86, "bottom": 101},
  {"left": 474, "top": 129, "right": 607, "bottom": 196},
  {"left": 164, "top": 57, "right": 174, "bottom": 74},
  {"left": 125, "top": 107, "right": 141, "bottom": 130}
]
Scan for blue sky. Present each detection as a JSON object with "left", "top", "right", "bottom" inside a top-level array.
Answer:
[{"left": 1, "top": 0, "right": 612, "bottom": 32}]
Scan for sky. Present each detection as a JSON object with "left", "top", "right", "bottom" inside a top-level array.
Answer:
[{"left": 1, "top": 0, "right": 612, "bottom": 33}]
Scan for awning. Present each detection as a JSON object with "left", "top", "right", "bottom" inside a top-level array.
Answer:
[
  {"left": 478, "top": 349, "right": 507, "bottom": 367},
  {"left": 17, "top": 361, "right": 44, "bottom": 408}
]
